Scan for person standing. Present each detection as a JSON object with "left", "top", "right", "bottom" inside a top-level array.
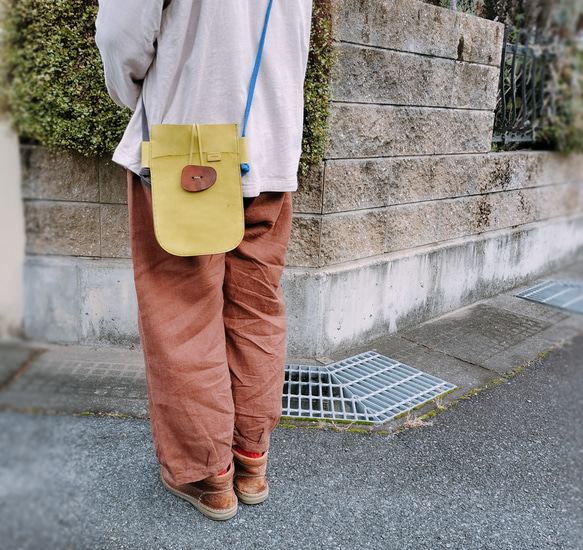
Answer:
[{"left": 95, "top": 0, "right": 312, "bottom": 520}]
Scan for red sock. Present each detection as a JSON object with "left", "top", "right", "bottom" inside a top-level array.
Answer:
[
  {"left": 217, "top": 463, "right": 230, "bottom": 476},
  {"left": 233, "top": 445, "right": 263, "bottom": 459}
]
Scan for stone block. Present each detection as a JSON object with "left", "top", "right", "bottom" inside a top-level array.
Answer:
[
  {"left": 287, "top": 216, "right": 322, "bottom": 267},
  {"left": 24, "top": 201, "right": 101, "bottom": 257},
  {"left": 439, "top": 195, "right": 513, "bottom": 240},
  {"left": 385, "top": 202, "right": 441, "bottom": 252},
  {"left": 534, "top": 152, "right": 583, "bottom": 186},
  {"left": 333, "top": 44, "right": 453, "bottom": 107},
  {"left": 481, "top": 153, "right": 537, "bottom": 193},
  {"left": 99, "top": 156, "right": 128, "bottom": 204},
  {"left": 326, "top": 104, "right": 494, "bottom": 158},
  {"left": 22, "top": 256, "right": 139, "bottom": 347},
  {"left": 333, "top": 44, "right": 499, "bottom": 111},
  {"left": 294, "top": 163, "right": 324, "bottom": 214},
  {"left": 434, "top": 184, "right": 583, "bottom": 244},
  {"left": 336, "top": 0, "right": 459, "bottom": 60},
  {"left": 324, "top": 156, "right": 486, "bottom": 212},
  {"left": 101, "top": 205, "right": 131, "bottom": 259},
  {"left": 386, "top": 157, "right": 447, "bottom": 205},
  {"left": 399, "top": 155, "right": 486, "bottom": 201},
  {"left": 438, "top": 197, "right": 482, "bottom": 240},
  {"left": 451, "top": 61, "right": 499, "bottom": 111},
  {"left": 489, "top": 191, "right": 532, "bottom": 230},
  {"left": 444, "top": 152, "right": 583, "bottom": 195},
  {"left": 562, "top": 182, "right": 583, "bottom": 215},
  {"left": 434, "top": 192, "right": 536, "bottom": 243},
  {"left": 323, "top": 159, "right": 390, "bottom": 213},
  {"left": 383, "top": 192, "right": 535, "bottom": 249},
  {"left": 529, "top": 183, "right": 583, "bottom": 221},
  {"left": 320, "top": 210, "right": 386, "bottom": 264},
  {"left": 319, "top": 184, "right": 581, "bottom": 261},
  {"left": 457, "top": 12, "right": 504, "bottom": 66},
  {"left": 20, "top": 146, "right": 99, "bottom": 202},
  {"left": 322, "top": 153, "right": 583, "bottom": 215},
  {"left": 335, "top": 0, "right": 503, "bottom": 66}
]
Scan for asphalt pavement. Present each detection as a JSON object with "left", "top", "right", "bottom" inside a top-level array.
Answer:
[{"left": 1, "top": 260, "right": 582, "bottom": 549}]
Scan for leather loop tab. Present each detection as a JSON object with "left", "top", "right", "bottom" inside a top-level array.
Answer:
[
  {"left": 181, "top": 165, "right": 217, "bottom": 192},
  {"left": 141, "top": 141, "right": 151, "bottom": 169}
]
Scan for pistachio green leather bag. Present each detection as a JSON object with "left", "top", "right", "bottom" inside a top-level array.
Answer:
[
  {"left": 139, "top": 0, "right": 272, "bottom": 257},
  {"left": 141, "top": 123, "right": 247, "bottom": 256}
]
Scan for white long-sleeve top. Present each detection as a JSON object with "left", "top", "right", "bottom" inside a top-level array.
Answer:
[{"left": 95, "top": 0, "right": 312, "bottom": 197}]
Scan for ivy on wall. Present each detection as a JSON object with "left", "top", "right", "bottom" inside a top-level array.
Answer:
[
  {"left": 0, "top": 0, "right": 337, "bottom": 167},
  {"left": 301, "top": 0, "right": 337, "bottom": 174},
  {"left": 0, "top": 0, "right": 131, "bottom": 156}
]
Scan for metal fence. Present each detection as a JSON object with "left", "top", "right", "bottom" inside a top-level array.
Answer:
[{"left": 493, "top": 27, "right": 556, "bottom": 145}]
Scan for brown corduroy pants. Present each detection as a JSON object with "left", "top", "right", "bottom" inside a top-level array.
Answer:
[{"left": 127, "top": 171, "right": 292, "bottom": 484}]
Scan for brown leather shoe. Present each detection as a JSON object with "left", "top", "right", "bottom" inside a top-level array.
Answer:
[
  {"left": 160, "top": 462, "right": 238, "bottom": 521},
  {"left": 232, "top": 448, "right": 269, "bottom": 504}
]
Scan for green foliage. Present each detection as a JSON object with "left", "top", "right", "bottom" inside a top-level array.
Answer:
[
  {"left": 539, "top": 40, "right": 583, "bottom": 154},
  {"left": 300, "top": 0, "right": 337, "bottom": 174},
  {"left": 455, "top": 0, "right": 483, "bottom": 16},
  {"left": 0, "top": 0, "right": 131, "bottom": 156},
  {"left": 436, "top": 0, "right": 484, "bottom": 17},
  {"left": 480, "top": 0, "right": 583, "bottom": 35},
  {"left": 433, "top": 0, "right": 583, "bottom": 35},
  {"left": 552, "top": 0, "right": 583, "bottom": 37},
  {"left": 0, "top": 0, "right": 337, "bottom": 169}
]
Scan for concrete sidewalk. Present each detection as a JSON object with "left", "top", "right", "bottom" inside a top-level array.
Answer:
[
  {"left": 1, "top": 258, "right": 582, "bottom": 431},
  {"left": 1, "top": 260, "right": 583, "bottom": 549}
]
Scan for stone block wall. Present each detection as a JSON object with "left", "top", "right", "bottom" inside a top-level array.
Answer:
[
  {"left": 20, "top": 0, "right": 583, "bottom": 357},
  {"left": 289, "top": 0, "right": 508, "bottom": 268},
  {"left": 21, "top": 146, "right": 130, "bottom": 260},
  {"left": 290, "top": 151, "right": 583, "bottom": 267}
]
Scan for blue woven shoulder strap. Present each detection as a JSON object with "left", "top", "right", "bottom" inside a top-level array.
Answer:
[
  {"left": 240, "top": 0, "right": 273, "bottom": 176},
  {"left": 242, "top": 0, "right": 273, "bottom": 139}
]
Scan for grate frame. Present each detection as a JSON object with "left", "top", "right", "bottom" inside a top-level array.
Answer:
[
  {"left": 516, "top": 280, "right": 583, "bottom": 315},
  {"left": 283, "top": 352, "right": 456, "bottom": 424}
]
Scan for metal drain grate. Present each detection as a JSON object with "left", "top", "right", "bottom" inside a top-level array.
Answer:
[
  {"left": 283, "top": 352, "right": 456, "bottom": 424},
  {"left": 516, "top": 280, "right": 583, "bottom": 315}
]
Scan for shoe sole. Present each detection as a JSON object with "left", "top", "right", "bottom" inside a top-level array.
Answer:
[
  {"left": 161, "top": 477, "right": 238, "bottom": 521},
  {"left": 234, "top": 485, "right": 269, "bottom": 505}
]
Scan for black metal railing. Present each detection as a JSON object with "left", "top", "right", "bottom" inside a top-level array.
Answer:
[{"left": 493, "top": 27, "right": 556, "bottom": 145}]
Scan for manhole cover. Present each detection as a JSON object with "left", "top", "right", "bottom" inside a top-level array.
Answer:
[
  {"left": 516, "top": 280, "right": 583, "bottom": 315},
  {"left": 283, "top": 352, "right": 456, "bottom": 424}
]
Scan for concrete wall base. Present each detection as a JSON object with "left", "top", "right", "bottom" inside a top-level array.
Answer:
[
  {"left": 285, "top": 215, "right": 583, "bottom": 358},
  {"left": 24, "top": 215, "right": 583, "bottom": 358},
  {"left": 24, "top": 256, "right": 139, "bottom": 347}
]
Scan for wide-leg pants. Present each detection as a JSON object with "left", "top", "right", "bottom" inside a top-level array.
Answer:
[{"left": 127, "top": 171, "right": 292, "bottom": 484}]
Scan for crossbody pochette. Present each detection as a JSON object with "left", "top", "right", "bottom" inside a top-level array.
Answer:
[{"left": 140, "top": 0, "right": 273, "bottom": 257}]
